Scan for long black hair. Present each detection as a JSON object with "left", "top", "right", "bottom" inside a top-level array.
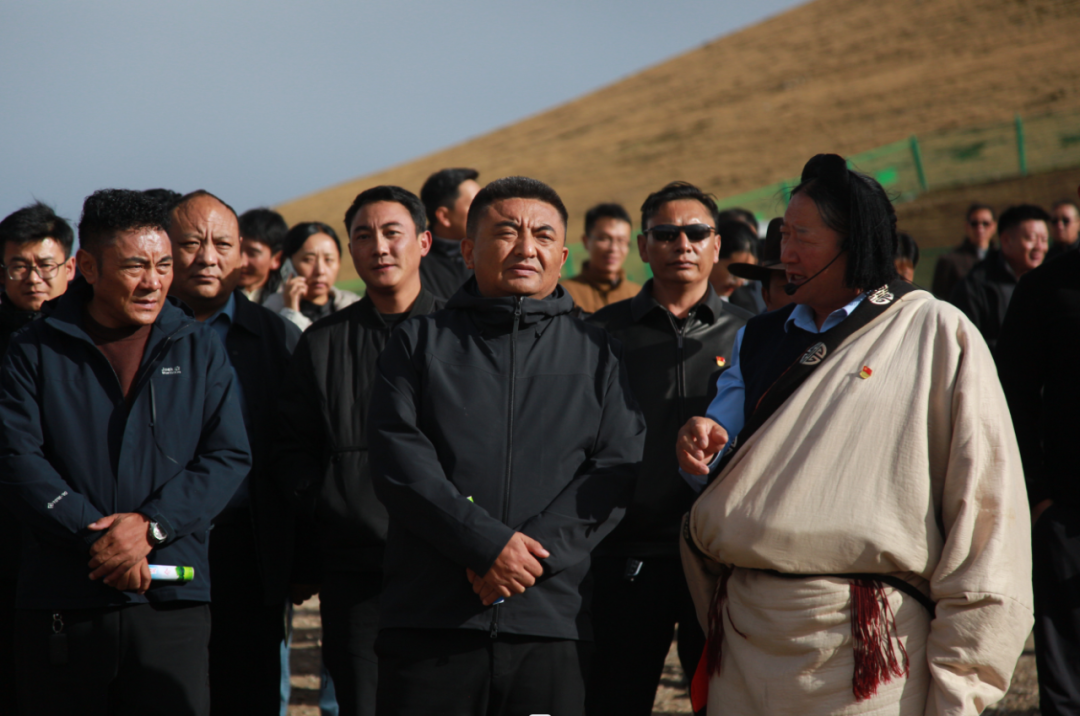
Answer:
[{"left": 790, "top": 154, "right": 898, "bottom": 290}]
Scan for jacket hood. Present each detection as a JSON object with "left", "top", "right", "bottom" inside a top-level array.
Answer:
[
  {"left": 42, "top": 275, "right": 197, "bottom": 343},
  {"left": 446, "top": 276, "right": 574, "bottom": 328}
]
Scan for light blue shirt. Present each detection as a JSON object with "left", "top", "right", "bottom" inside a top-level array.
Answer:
[{"left": 681, "top": 293, "right": 867, "bottom": 492}]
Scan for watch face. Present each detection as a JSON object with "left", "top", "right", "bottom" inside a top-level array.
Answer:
[{"left": 150, "top": 523, "right": 166, "bottom": 543}]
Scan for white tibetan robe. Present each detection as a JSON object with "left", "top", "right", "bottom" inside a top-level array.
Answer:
[{"left": 683, "top": 290, "right": 1033, "bottom": 716}]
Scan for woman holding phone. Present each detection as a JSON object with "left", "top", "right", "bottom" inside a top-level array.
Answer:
[{"left": 265, "top": 221, "right": 361, "bottom": 331}]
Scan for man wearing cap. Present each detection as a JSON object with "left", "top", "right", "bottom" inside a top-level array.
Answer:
[
  {"left": 586, "top": 181, "right": 750, "bottom": 715},
  {"left": 727, "top": 218, "right": 795, "bottom": 313}
]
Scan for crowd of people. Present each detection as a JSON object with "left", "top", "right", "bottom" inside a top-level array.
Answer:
[{"left": 0, "top": 158, "right": 1075, "bottom": 716}]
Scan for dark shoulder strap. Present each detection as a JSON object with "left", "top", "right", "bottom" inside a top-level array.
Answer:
[{"left": 716, "top": 280, "right": 916, "bottom": 474}]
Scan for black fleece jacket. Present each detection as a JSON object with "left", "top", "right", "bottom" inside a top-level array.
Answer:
[{"left": 368, "top": 280, "right": 645, "bottom": 640}]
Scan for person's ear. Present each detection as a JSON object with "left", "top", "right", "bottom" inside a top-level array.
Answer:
[
  {"left": 435, "top": 206, "right": 453, "bottom": 232},
  {"left": 76, "top": 248, "right": 99, "bottom": 285},
  {"left": 461, "top": 236, "right": 475, "bottom": 270},
  {"left": 637, "top": 233, "right": 649, "bottom": 264},
  {"left": 418, "top": 230, "right": 433, "bottom": 257},
  {"left": 270, "top": 251, "right": 283, "bottom": 272},
  {"left": 63, "top": 255, "right": 77, "bottom": 282},
  {"left": 712, "top": 233, "right": 722, "bottom": 264}
]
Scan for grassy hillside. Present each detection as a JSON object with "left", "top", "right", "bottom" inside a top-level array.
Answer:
[{"left": 277, "top": 0, "right": 1080, "bottom": 285}]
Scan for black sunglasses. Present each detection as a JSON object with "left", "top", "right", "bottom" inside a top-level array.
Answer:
[
  {"left": 644, "top": 224, "right": 715, "bottom": 243},
  {"left": 968, "top": 220, "right": 993, "bottom": 228}
]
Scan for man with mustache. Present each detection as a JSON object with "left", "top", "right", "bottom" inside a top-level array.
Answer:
[
  {"left": 368, "top": 176, "right": 645, "bottom": 716},
  {"left": 586, "top": 182, "right": 750, "bottom": 715},
  {"left": 276, "top": 185, "right": 439, "bottom": 716},
  {"left": 0, "top": 189, "right": 250, "bottom": 715},
  {"left": 167, "top": 190, "right": 301, "bottom": 714}
]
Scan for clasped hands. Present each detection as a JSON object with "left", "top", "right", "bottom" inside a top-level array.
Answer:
[
  {"left": 466, "top": 532, "right": 549, "bottom": 606},
  {"left": 87, "top": 512, "right": 154, "bottom": 594}
]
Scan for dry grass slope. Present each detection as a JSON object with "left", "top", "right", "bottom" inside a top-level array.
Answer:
[{"left": 278, "top": 0, "right": 1080, "bottom": 283}]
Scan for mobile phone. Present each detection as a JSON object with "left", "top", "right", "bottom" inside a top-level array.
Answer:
[{"left": 280, "top": 257, "right": 297, "bottom": 282}]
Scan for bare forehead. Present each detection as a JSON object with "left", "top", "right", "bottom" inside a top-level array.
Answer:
[
  {"left": 4, "top": 237, "right": 66, "bottom": 261},
  {"left": 111, "top": 227, "right": 172, "bottom": 257},
  {"left": 352, "top": 201, "right": 416, "bottom": 231},
  {"left": 486, "top": 198, "right": 564, "bottom": 228},
  {"left": 173, "top": 196, "right": 238, "bottom": 235}
]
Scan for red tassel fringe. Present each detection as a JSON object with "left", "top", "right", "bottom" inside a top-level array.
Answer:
[
  {"left": 850, "top": 578, "right": 909, "bottom": 701},
  {"left": 692, "top": 573, "right": 910, "bottom": 711}
]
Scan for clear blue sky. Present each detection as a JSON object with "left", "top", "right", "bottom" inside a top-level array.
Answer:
[{"left": 0, "top": 0, "right": 804, "bottom": 229}]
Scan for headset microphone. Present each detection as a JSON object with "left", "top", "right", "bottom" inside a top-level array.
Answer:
[{"left": 783, "top": 252, "right": 844, "bottom": 296}]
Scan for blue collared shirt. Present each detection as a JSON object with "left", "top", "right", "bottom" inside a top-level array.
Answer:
[
  {"left": 681, "top": 293, "right": 867, "bottom": 492},
  {"left": 206, "top": 293, "right": 251, "bottom": 509}
]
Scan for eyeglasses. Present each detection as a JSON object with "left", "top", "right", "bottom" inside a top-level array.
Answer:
[
  {"left": 968, "top": 220, "right": 993, "bottom": 228},
  {"left": 1052, "top": 217, "right": 1073, "bottom": 226},
  {"left": 3, "top": 261, "right": 62, "bottom": 281},
  {"left": 644, "top": 224, "right": 715, "bottom": 243}
]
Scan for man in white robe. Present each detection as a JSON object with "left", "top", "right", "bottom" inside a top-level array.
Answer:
[{"left": 677, "top": 154, "right": 1033, "bottom": 716}]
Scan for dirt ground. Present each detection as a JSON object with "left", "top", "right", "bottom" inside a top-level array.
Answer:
[
  {"left": 278, "top": 0, "right": 1080, "bottom": 286},
  {"left": 285, "top": 598, "right": 1040, "bottom": 715}
]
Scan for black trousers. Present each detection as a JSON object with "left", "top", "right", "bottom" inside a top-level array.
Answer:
[
  {"left": 585, "top": 554, "right": 705, "bottom": 716},
  {"left": 320, "top": 570, "right": 382, "bottom": 716},
  {"left": 15, "top": 601, "right": 210, "bottom": 716},
  {"left": 1034, "top": 503, "right": 1080, "bottom": 716},
  {"left": 208, "top": 520, "right": 286, "bottom": 715},
  {"left": 0, "top": 578, "right": 17, "bottom": 716},
  {"left": 375, "top": 627, "right": 590, "bottom": 716}
]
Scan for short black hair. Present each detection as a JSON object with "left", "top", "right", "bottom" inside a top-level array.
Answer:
[
  {"left": 78, "top": 189, "right": 169, "bottom": 256},
  {"left": 584, "top": 203, "right": 631, "bottom": 236},
  {"left": 169, "top": 190, "right": 238, "bottom": 228},
  {"left": 790, "top": 153, "right": 898, "bottom": 291},
  {"left": 143, "top": 189, "right": 182, "bottom": 215},
  {"left": 466, "top": 176, "right": 569, "bottom": 240},
  {"left": 344, "top": 185, "right": 427, "bottom": 236},
  {"left": 283, "top": 222, "right": 341, "bottom": 260},
  {"left": 997, "top": 204, "right": 1051, "bottom": 236},
  {"left": 717, "top": 207, "right": 759, "bottom": 233},
  {"left": 716, "top": 219, "right": 758, "bottom": 259},
  {"left": 420, "top": 168, "right": 480, "bottom": 228},
  {"left": 239, "top": 208, "right": 289, "bottom": 253},
  {"left": 0, "top": 202, "right": 75, "bottom": 258},
  {"left": 640, "top": 182, "right": 720, "bottom": 232},
  {"left": 895, "top": 232, "right": 919, "bottom": 266},
  {"left": 966, "top": 203, "right": 995, "bottom": 221}
]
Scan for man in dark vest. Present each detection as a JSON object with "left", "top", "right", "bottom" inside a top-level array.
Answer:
[
  {"left": 369, "top": 176, "right": 645, "bottom": 716},
  {"left": 275, "top": 185, "right": 440, "bottom": 716},
  {"left": 417, "top": 167, "right": 480, "bottom": 299},
  {"left": 166, "top": 190, "right": 301, "bottom": 714},
  {"left": 585, "top": 182, "right": 750, "bottom": 715}
]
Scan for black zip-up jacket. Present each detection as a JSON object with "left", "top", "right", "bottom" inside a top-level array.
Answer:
[
  {"left": 588, "top": 282, "right": 750, "bottom": 556},
  {"left": 275, "top": 290, "right": 442, "bottom": 576},
  {"left": 0, "top": 293, "right": 39, "bottom": 358},
  {"left": 948, "top": 249, "right": 1017, "bottom": 349},
  {"left": 0, "top": 279, "right": 251, "bottom": 609},
  {"left": 997, "top": 249, "right": 1080, "bottom": 509},
  {"left": 221, "top": 291, "right": 301, "bottom": 606},
  {"left": 418, "top": 236, "right": 472, "bottom": 300},
  {"left": 368, "top": 280, "right": 645, "bottom": 640}
]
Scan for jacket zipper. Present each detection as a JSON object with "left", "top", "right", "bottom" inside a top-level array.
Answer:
[
  {"left": 666, "top": 311, "right": 690, "bottom": 425},
  {"left": 491, "top": 296, "right": 522, "bottom": 639}
]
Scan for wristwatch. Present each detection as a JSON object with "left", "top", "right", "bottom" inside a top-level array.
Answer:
[{"left": 147, "top": 521, "right": 167, "bottom": 546}]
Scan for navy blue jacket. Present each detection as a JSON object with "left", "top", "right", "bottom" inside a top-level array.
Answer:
[{"left": 0, "top": 279, "right": 251, "bottom": 609}]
